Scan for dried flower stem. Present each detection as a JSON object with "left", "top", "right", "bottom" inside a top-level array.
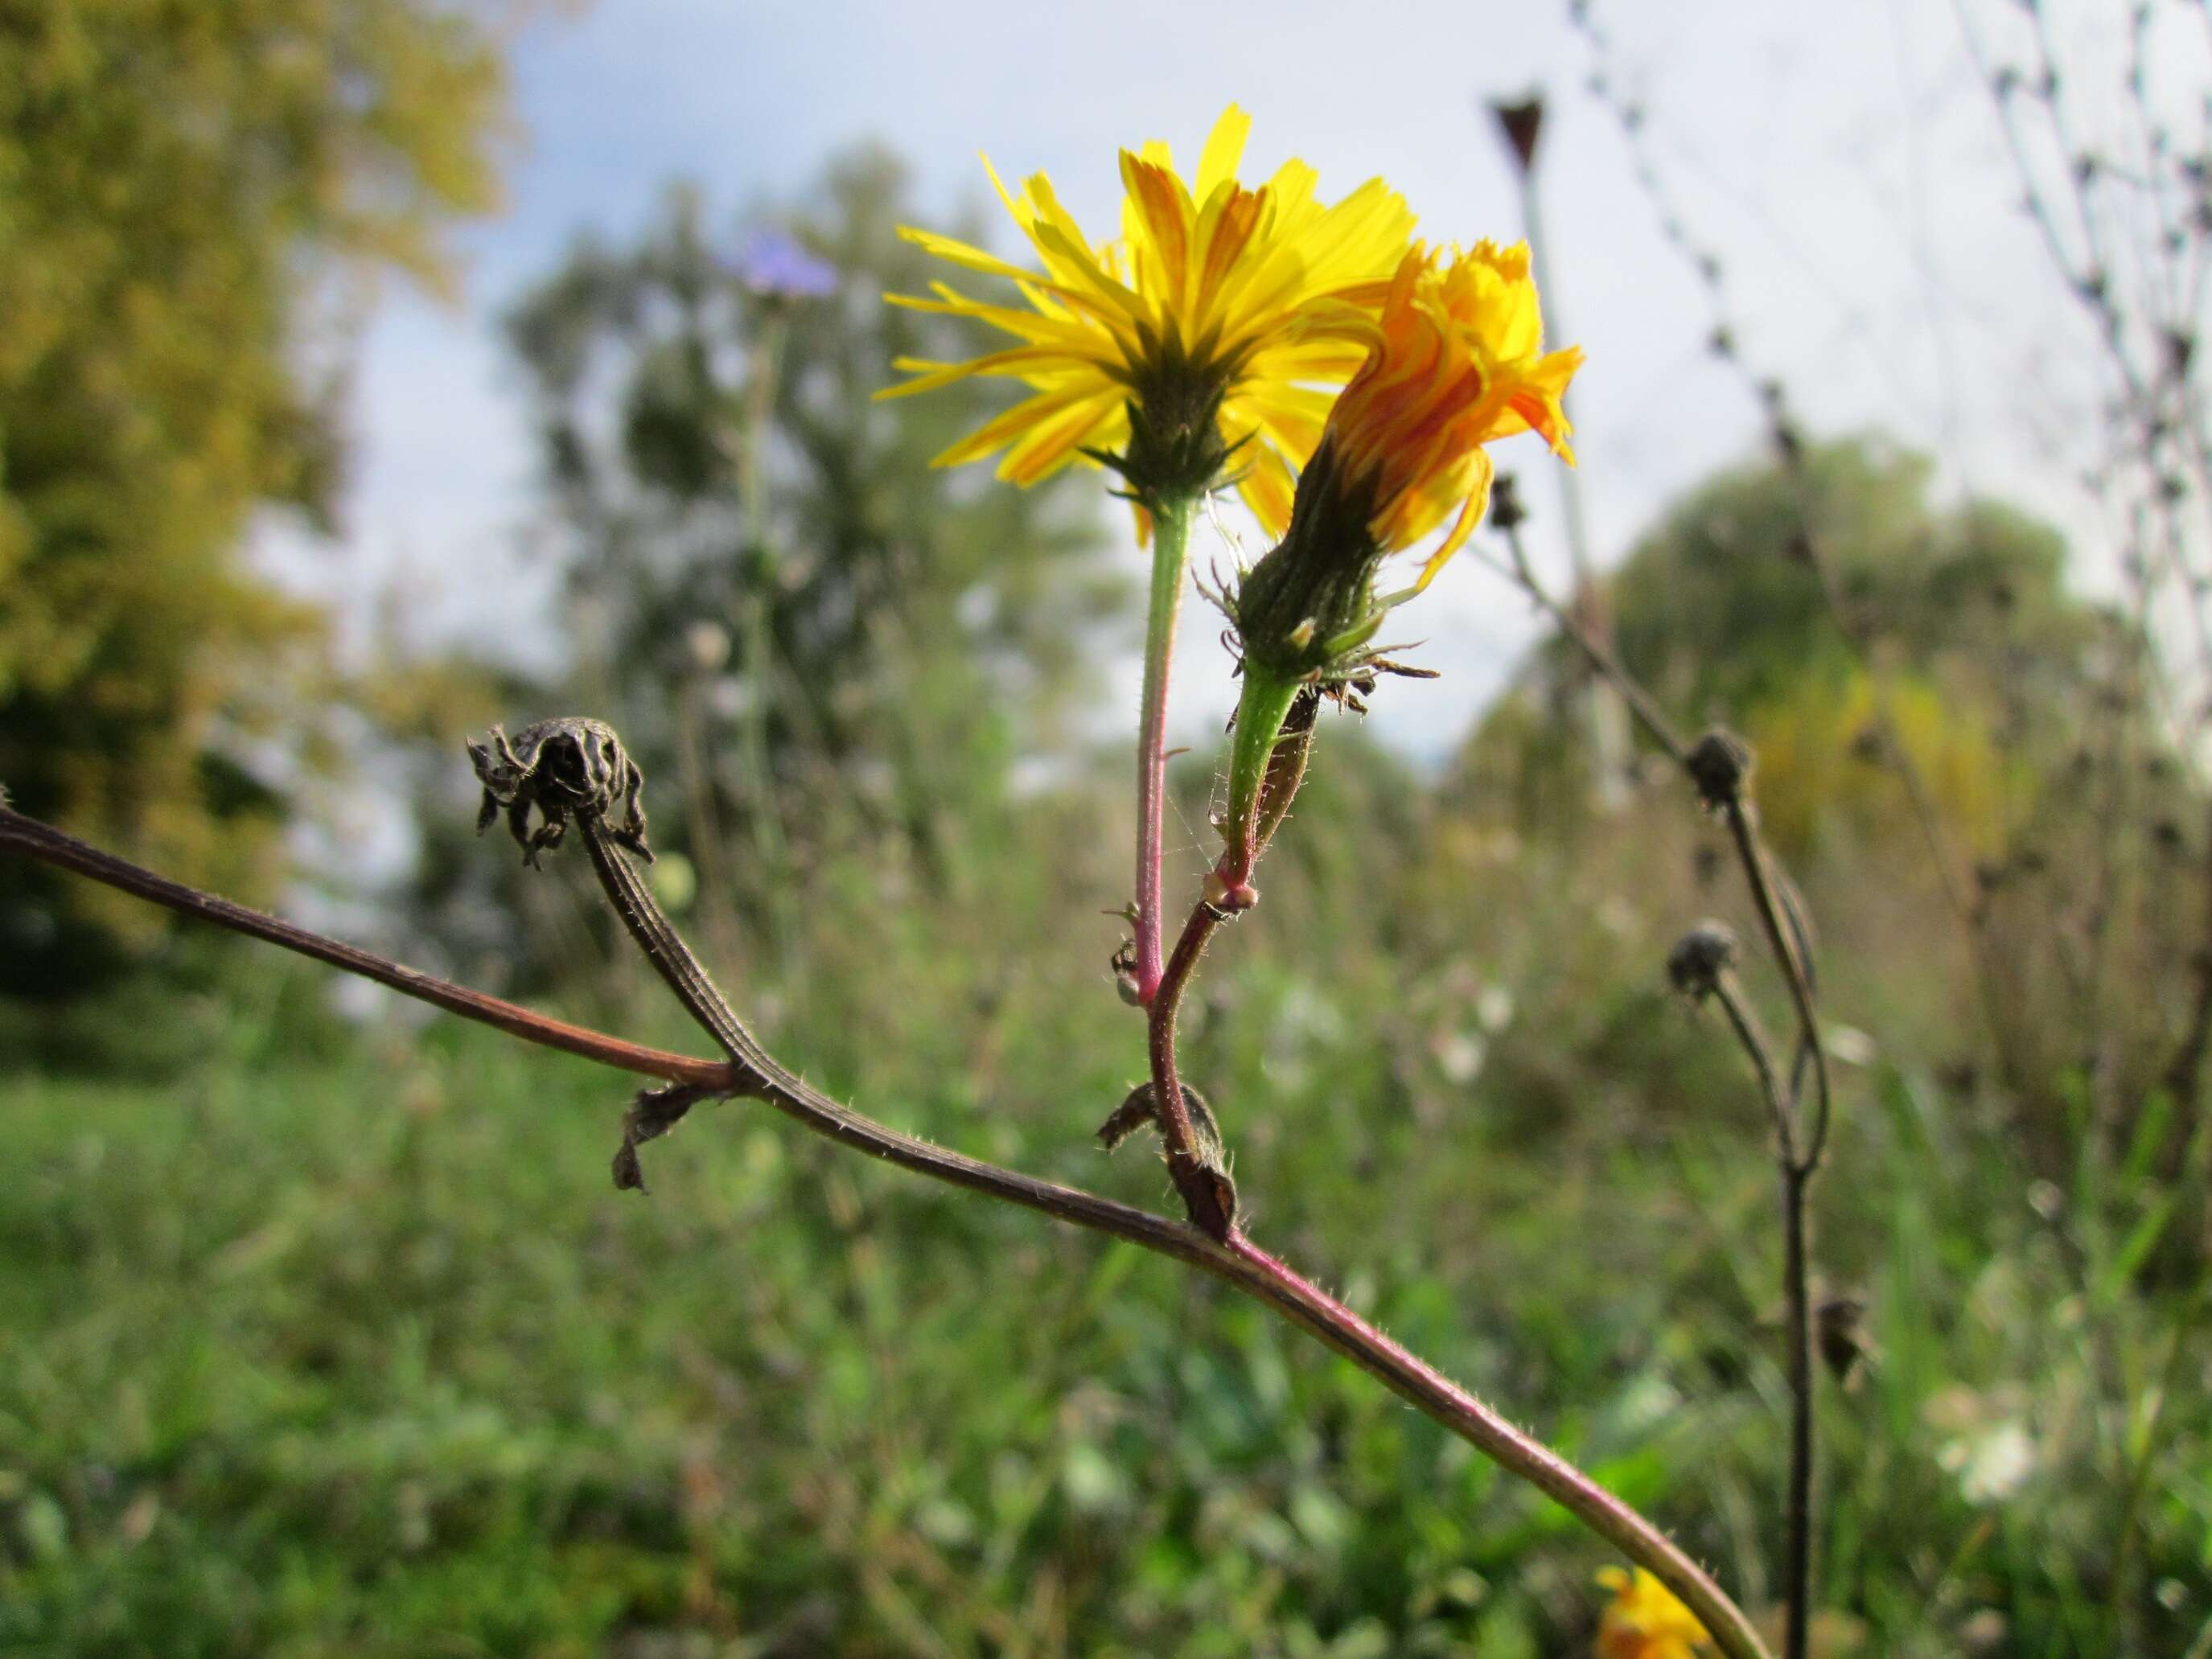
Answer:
[
  {"left": 1570, "top": 6, "right": 2009, "bottom": 1082},
  {"left": 0, "top": 789, "right": 1771, "bottom": 1659},
  {"left": 1486, "top": 500, "right": 1688, "bottom": 766},
  {"left": 1489, "top": 504, "right": 1826, "bottom": 1658},
  {"left": 1709, "top": 971, "right": 1816, "bottom": 1659}
]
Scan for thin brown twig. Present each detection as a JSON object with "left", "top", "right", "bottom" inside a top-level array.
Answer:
[
  {"left": 1570, "top": 4, "right": 2014, "bottom": 1082},
  {"left": 1956, "top": 0, "right": 2212, "bottom": 1117},
  {"left": 1708, "top": 965, "right": 1815, "bottom": 1659},
  {"left": 0, "top": 791, "right": 1774, "bottom": 1659},
  {"left": 1490, "top": 489, "right": 1825, "bottom": 1657},
  {"left": 1717, "top": 796, "right": 1833, "bottom": 1178},
  {"left": 1489, "top": 505, "right": 1834, "bottom": 1162},
  {"left": 1486, "top": 491, "right": 1689, "bottom": 766},
  {"left": 1711, "top": 971, "right": 1796, "bottom": 1169}
]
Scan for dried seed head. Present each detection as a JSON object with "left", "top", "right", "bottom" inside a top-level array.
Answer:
[
  {"left": 1817, "top": 1292, "right": 1874, "bottom": 1387},
  {"left": 1490, "top": 95, "right": 1545, "bottom": 172},
  {"left": 1684, "top": 728, "right": 1753, "bottom": 811},
  {"left": 1667, "top": 921, "right": 1740, "bottom": 1002},
  {"left": 468, "top": 717, "right": 654, "bottom": 869}
]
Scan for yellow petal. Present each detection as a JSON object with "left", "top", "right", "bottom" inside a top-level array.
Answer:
[{"left": 1196, "top": 104, "right": 1252, "bottom": 203}]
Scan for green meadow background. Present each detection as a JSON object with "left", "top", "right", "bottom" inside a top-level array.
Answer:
[{"left": 2, "top": 5, "right": 2206, "bottom": 1656}]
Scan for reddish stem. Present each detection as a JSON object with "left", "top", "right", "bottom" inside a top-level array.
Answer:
[
  {"left": 1142, "top": 692, "right": 1318, "bottom": 1237},
  {"left": 1221, "top": 1234, "right": 1769, "bottom": 1659},
  {"left": 0, "top": 803, "right": 727, "bottom": 1088},
  {"left": 0, "top": 796, "right": 1773, "bottom": 1659}
]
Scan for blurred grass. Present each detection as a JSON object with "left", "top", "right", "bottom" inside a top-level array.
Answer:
[{"left": 2, "top": 913, "right": 2204, "bottom": 1657}]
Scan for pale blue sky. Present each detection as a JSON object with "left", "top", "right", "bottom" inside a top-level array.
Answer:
[{"left": 273, "top": 0, "right": 2158, "bottom": 762}]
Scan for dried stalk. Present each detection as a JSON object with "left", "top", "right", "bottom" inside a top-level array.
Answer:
[{"left": 1492, "top": 494, "right": 1828, "bottom": 1659}]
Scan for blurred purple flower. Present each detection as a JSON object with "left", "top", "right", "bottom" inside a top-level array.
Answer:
[{"left": 734, "top": 230, "right": 838, "bottom": 300}]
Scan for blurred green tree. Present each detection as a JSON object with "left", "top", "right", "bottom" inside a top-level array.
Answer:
[
  {"left": 1457, "top": 437, "right": 2112, "bottom": 857},
  {"left": 503, "top": 152, "right": 1122, "bottom": 930},
  {"left": 0, "top": 0, "right": 516, "bottom": 995},
  {"left": 1453, "top": 435, "right": 2204, "bottom": 1127},
  {"left": 1606, "top": 439, "right": 2091, "bottom": 737}
]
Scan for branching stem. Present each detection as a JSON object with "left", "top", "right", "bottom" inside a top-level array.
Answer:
[
  {"left": 0, "top": 792, "right": 1771, "bottom": 1659},
  {"left": 1144, "top": 688, "right": 1318, "bottom": 1238}
]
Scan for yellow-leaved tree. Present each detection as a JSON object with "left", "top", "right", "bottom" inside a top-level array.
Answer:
[{"left": 0, "top": 0, "right": 518, "bottom": 994}]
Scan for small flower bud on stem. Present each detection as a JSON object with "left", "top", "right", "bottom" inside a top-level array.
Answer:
[{"left": 1221, "top": 663, "right": 1309, "bottom": 881}]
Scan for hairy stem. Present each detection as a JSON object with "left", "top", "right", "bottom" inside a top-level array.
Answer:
[
  {"left": 1132, "top": 494, "right": 1196, "bottom": 1004},
  {"left": 0, "top": 803, "right": 725, "bottom": 1087},
  {"left": 1144, "top": 690, "right": 1318, "bottom": 1238},
  {"left": 1222, "top": 1234, "right": 1769, "bottom": 1659},
  {"left": 574, "top": 792, "right": 1768, "bottom": 1659},
  {"left": 2, "top": 797, "right": 1773, "bottom": 1659}
]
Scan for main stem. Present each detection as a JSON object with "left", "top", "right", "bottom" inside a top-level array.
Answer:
[
  {"left": 1133, "top": 494, "right": 1196, "bottom": 1005},
  {"left": 577, "top": 810, "right": 1767, "bottom": 1659},
  {"left": 0, "top": 799, "right": 1771, "bottom": 1659}
]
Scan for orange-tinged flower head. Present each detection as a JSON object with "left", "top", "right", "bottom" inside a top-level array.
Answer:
[
  {"left": 1226, "top": 238, "right": 1581, "bottom": 688},
  {"left": 1326, "top": 238, "right": 1581, "bottom": 593},
  {"left": 1595, "top": 1567, "right": 1715, "bottom": 1659},
  {"left": 878, "top": 105, "right": 1416, "bottom": 531}
]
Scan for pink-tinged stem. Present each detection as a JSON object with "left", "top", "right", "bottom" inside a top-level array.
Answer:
[
  {"left": 1132, "top": 495, "right": 1195, "bottom": 1005},
  {"left": 2, "top": 797, "right": 1770, "bottom": 1659},
  {"left": 1221, "top": 1234, "right": 1771, "bottom": 1659},
  {"left": 0, "top": 803, "right": 727, "bottom": 1088}
]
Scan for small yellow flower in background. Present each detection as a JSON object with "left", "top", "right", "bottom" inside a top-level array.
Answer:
[
  {"left": 1596, "top": 1566, "right": 1715, "bottom": 1659},
  {"left": 1326, "top": 237, "right": 1582, "bottom": 596},
  {"left": 879, "top": 105, "right": 1415, "bottom": 530}
]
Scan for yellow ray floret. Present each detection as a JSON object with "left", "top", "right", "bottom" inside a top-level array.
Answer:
[
  {"left": 879, "top": 104, "right": 1416, "bottom": 535},
  {"left": 1324, "top": 238, "right": 1582, "bottom": 593},
  {"left": 1594, "top": 1567, "right": 1714, "bottom": 1659}
]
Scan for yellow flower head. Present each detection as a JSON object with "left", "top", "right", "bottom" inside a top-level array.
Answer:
[
  {"left": 1225, "top": 238, "right": 1581, "bottom": 687},
  {"left": 879, "top": 105, "right": 1416, "bottom": 532},
  {"left": 1325, "top": 237, "right": 1582, "bottom": 594},
  {"left": 1595, "top": 1567, "right": 1714, "bottom": 1659}
]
